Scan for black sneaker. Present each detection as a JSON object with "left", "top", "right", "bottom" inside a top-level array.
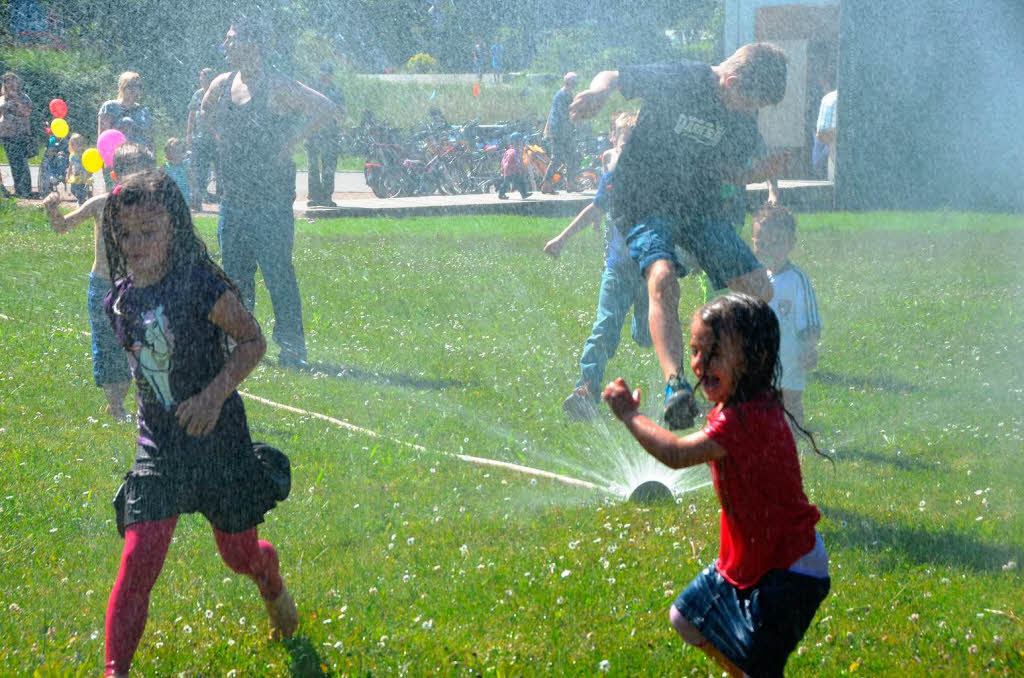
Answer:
[
  {"left": 497, "top": 193, "right": 508, "bottom": 200},
  {"left": 663, "top": 374, "right": 699, "bottom": 430}
]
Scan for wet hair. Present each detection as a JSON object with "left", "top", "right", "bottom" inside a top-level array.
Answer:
[
  {"left": 696, "top": 293, "right": 830, "bottom": 461},
  {"left": 2, "top": 71, "right": 22, "bottom": 91},
  {"left": 117, "top": 71, "right": 143, "bottom": 100},
  {"left": 102, "top": 169, "right": 239, "bottom": 302},
  {"left": 230, "top": 11, "right": 272, "bottom": 49},
  {"left": 110, "top": 143, "right": 156, "bottom": 182},
  {"left": 163, "top": 137, "right": 185, "bottom": 163},
  {"left": 720, "top": 43, "right": 788, "bottom": 106},
  {"left": 613, "top": 110, "right": 638, "bottom": 137},
  {"left": 752, "top": 204, "right": 796, "bottom": 235}
]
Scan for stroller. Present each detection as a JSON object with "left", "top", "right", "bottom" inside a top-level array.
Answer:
[{"left": 38, "top": 135, "right": 69, "bottom": 196}]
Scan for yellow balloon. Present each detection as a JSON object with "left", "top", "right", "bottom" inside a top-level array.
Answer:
[
  {"left": 82, "top": 148, "right": 103, "bottom": 174},
  {"left": 51, "top": 118, "right": 69, "bottom": 139}
]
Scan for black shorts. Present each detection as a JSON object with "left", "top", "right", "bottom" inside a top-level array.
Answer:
[
  {"left": 113, "top": 451, "right": 280, "bottom": 536},
  {"left": 674, "top": 563, "right": 830, "bottom": 678}
]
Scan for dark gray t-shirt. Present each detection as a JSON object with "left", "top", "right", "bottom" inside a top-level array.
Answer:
[
  {"left": 106, "top": 263, "right": 251, "bottom": 473},
  {"left": 613, "top": 60, "right": 761, "bottom": 227}
]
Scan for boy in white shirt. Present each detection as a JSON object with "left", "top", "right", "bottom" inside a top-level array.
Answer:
[{"left": 751, "top": 205, "right": 822, "bottom": 431}]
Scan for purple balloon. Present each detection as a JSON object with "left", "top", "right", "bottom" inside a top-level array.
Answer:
[{"left": 97, "top": 129, "right": 127, "bottom": 167}]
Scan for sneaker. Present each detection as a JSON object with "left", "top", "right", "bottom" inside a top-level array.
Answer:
[
  {"left": 278, "top": 352, "right": 310, "bottom": 371},
  {"left": 563, "top": 385, "right": 598, "bottom": 421},
  {"left": 264, "top": 585, "right": 298, "bottom": 640},
  {"left": 497, "top": 193, "right": 508, "bottom": 200},
  {"left": 663, "top": 374, "right": 699, "bottom": 430},
  {"left": 520, "top": 192, "right": 532, "bottom": 199}
]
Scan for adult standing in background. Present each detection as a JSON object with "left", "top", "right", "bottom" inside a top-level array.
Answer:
[
  {"left": 98, "top": 71, "right": 154, "bottom": 189},
  {"left": 816, "top": 88, "right": 837, "bottom": 182},
  {"left": 490, "top": 42, "right": 503, "bottom": 83},
  {"left": 98, "top": 71, "right": 154, "bottom": 151},
  {"left": 541, "top": 72, "right": 579, "bottom": 194},
  {"left": 186, "top": 67, "right": 216, "bottom": 211},
  {"left": 0, "top": 72, "right": 35, "bottom": 197},
  {"left": 305, "top": 62, "right": 345, "bottom": 208},
  {"left": 201, "top": 14, "right": 334, "bottom": 369}
]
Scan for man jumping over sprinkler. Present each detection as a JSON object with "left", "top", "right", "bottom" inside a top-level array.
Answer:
[{"left": 570, "top": 43, "right": 789, "bottom": 429}]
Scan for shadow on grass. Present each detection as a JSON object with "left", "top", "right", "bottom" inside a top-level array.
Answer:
[
  {"left": 832, "top": 446, "right": 932, "bottom": 471},
  {"left": 274, "top": 358, "right": 468, "bottom": 391},
  {"left": 820, "top": 505, "right": 1017, "bottom": 572},
  {"left": 283, "top": 636, "right": 329, "bottom": 678},
  {"left": 811, "top": 369, "right": 917, "bottom": 394}
]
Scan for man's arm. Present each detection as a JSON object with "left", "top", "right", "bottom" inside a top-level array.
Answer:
[
  {"left": 199, "top": 73, "right": 232, "bottom": 143},
  {"left": 274, "top": 77, "right": 335, "bottom": 159},
  {"left": 569, "top": 70, "right": 619, "bottom": 122}
]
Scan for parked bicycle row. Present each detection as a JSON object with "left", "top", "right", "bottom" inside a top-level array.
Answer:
[{"left": 341, "top": 112, "right": 609, "bottom": 199}]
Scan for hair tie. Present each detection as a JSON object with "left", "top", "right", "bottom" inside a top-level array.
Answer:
[{"left": 112, "top": 184, "right": 122, "bottom": 195}]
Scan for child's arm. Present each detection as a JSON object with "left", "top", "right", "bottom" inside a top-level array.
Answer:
[
  {"left": 797, "top": 279, "right": 823, "bottom": 370},
  {"left": 175, "top": 290, "right": 266, "bottom": 437},
  {"left": 543, "top": 202, "right": 604, "bottom": 259},
  {"left": 46, "top": 194, "right": 106, "bottom": 234},
  {"left": 570, "top": 71, "right": 620, "bottom": 122},
  {"left": 604, "top": 378, "right": 726, "bottom": 469},
  {"left": 798, "top": 329, "right": 821, "bottom": 370}
]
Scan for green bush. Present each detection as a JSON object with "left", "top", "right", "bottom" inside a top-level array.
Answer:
[
  {"left": 0, "top": 47, "right": 118, "bottom": 148},
  {"left": 404, "top": 52, "right": 439, "bottom": 74}
]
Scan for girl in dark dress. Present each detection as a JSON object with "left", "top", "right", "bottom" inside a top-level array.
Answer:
[{"left": 101, "top": 169, "right": 296, "bottom": 677}]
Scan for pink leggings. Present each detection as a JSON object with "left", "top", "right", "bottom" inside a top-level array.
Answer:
[{"left": 103, "top": 517, "right": 283, "bottom": 676}]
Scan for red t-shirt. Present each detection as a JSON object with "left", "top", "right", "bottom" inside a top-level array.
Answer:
[{"left": 703, "top": 393, "right": 820, "bottom": 589}]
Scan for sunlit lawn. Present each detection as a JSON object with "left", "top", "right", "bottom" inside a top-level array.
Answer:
[{"left": 0, "top": 200, "right": 1021, "bottom": 676}]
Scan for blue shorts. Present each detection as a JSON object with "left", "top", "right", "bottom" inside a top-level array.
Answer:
[
  {"left": 674, "top": 563, "right": 830, "bottom": 678},
  {"left": 87, "top": 273, "right": 131, "bottom": 386},
  {"left": 625, "top": 214, "right": 761, "bottom": 290}
]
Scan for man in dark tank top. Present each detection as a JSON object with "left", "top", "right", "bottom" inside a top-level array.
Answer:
[{"left": 201, "top": 14, "right": 336, "bottom": 369}]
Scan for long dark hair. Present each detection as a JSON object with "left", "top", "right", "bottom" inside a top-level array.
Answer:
[
  {"left": 696, "top": 293, "right": 831, "bottom": 462},
  {"left": 102, "top": 168, "right": 241, "bottom": 313}
]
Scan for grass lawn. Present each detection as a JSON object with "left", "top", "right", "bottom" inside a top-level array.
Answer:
[{"left": 0, "top": 202, "right": 1021, "bottom": 676}]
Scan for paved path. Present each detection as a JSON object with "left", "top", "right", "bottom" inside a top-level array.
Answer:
[{"left": 4, "top": 164, "right": 833, "bottom": 217}]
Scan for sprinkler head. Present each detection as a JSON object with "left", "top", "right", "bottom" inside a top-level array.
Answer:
[{"left": 628, "top": 480, "right": 674, "bottom": 504}]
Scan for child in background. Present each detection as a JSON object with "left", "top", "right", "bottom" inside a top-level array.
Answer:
[
  {"left": 44, "top": 143, "right": 156, "bottom": 421},
  {"left": 604, "top": 293, "right": 830, "bottom": 678},
  {"left": 101, "top": 169, "right": 297, "bottom": 677},
  {"left": 66, "top": 133, "right": 93, "bottom": 205},
  {"left": 751, "top": 205, "right": 821, "bottom": 433},
  {"left": 498, "top": 132, "right": 531, "bottom": 200},
  {"left": 162, "top": 137, "right": 190, "bottom": 206},
  {"left": 544, "top": 112, "right": 653, "bottom": 419},
  {"left": 39, "top": 131, "right": 69, "bottom": 196}
]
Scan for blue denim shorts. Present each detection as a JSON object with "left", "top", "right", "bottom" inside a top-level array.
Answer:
[
  {"left": 674, "top": 563, "right": 830, "bottom": 678},
  {"left": 87, "top": 273, "right": 131, "bottom": 386},
  {"left": 625, "top": 214, "right": 761, "bottom": 290}
]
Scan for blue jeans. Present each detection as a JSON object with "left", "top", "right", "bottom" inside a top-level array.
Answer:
[
  {"left": 218, "top": 200, "right": 306, "bottom": 358},
  {"left": 88, "top": 273, "right": 130, "bottom": 386},
  {"left": 576, "top": 257, "right": 651, "bottom": 397}
]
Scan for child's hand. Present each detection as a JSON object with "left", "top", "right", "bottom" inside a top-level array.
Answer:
[
  {"left": 175, "top": 389, "right": 224, "bottom": 436},
  {"left": 543, "top": 236, "right": 564, "bottom": 259},
  {"left": 603, "top": 378, "right": 641, "bottom": 421}
]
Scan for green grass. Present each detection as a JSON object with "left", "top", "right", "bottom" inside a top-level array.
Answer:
[{"left": 0, "top": 202, "right": 1021, "bottom": 676}]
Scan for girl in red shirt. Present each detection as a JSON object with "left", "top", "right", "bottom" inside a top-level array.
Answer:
[{"left": 604, "top": 293, "right": 830, "bottom": 678}]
